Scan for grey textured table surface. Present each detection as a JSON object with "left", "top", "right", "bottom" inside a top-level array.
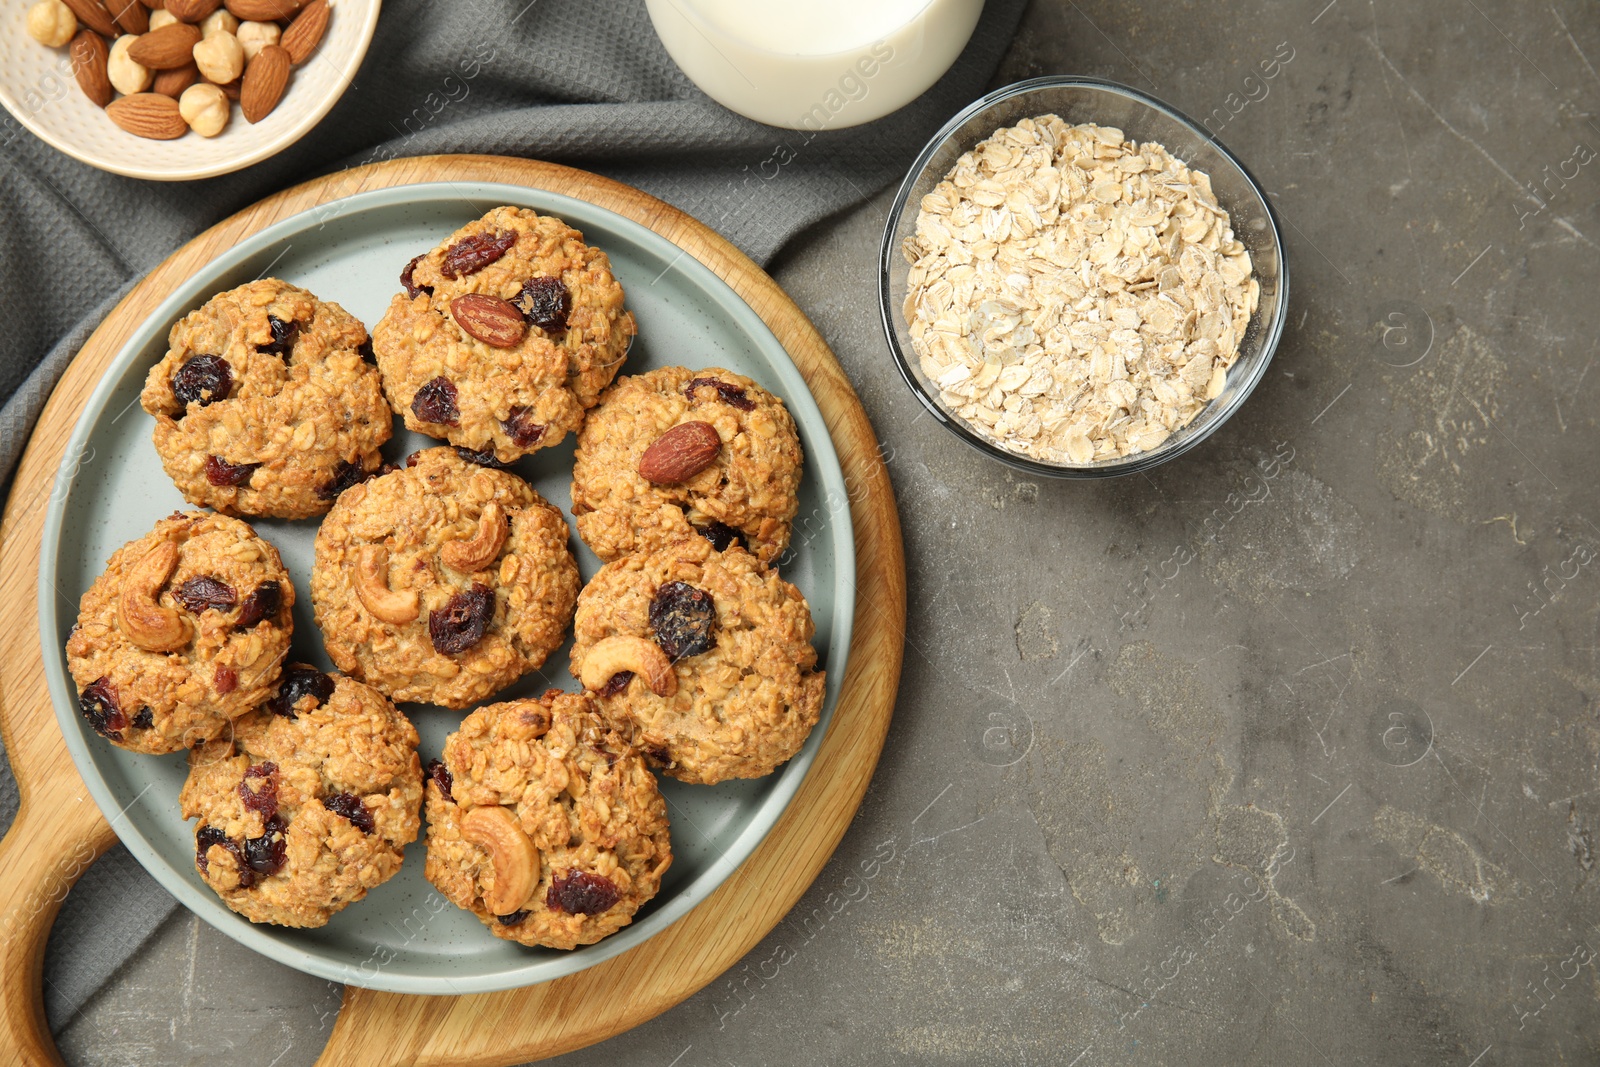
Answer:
[{"left": 52, "top": 1, "right": 1600, "bottom": 1064}]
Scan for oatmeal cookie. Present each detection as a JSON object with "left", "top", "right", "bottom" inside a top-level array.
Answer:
[
  {"left": 568, "top": 536, "right": 825, "bottom": 785},
  {"left": 423, "top": 689, "right": 671, "bottom": 949},
  {"left": 372, "top": 207, "right": 635, "bottom": 463},
  {"left": 65, "top": 511, "right": 293, "bottom": 756},
  {"left": 311, "top": 447, "right": 579, "bottom": 708},
  {"left": 570, "top": 367, "right": 804, "bottom": 564},
  {"left": 140, "top": 278, "right": 393, "bottom": 519},
  {"left": 180, "top": 668, "right": 423, "bottom": 927}
]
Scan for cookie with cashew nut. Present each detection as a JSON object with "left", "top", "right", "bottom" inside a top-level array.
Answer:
[
  {"left": 310, "top": 447, "right": 579, "bottom": 708},
  {"left": 65, "top": 511, "right": 294, "bottom": 756},
  {"left": 371, "top": 206, "right": 636, "bottom": 463},
  {"left": 180, "top": 668, "right": 423, "bottom": 927},
  {"left": 423, "top": 690, "right": 671, "bottom": 949},
  {"left": 139, "top": 278, "right": 393, "bottom": 520},
  {"left": 568, "top": 535, "right": 825, "bottom": 785},
  {"left": 570, "top": 366, "right": 803, "bottom": 564}
]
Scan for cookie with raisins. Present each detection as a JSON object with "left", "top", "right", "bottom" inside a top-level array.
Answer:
[
  {"left": 568, "top": 536, "right": 824, "bottom": 785},
  {"left": 180, "top": 670, "right": 421, "bottom": 927},
  {"left": 139, "top": 278, "right": 392, "bottom": 519},
  {"left": 310, "top": 447, "right": 578, "bottom": 708},
  {"left": 65, "top": 511, "right": 294, "bottom": 755},
  {"left": 423, "top": 690, "right": 670, "bottom": 949},
  {"left": 372, "top": 207, "right": 635, "bottom": 463},
  {"left": 570, "top": 366, "right": 803, "bottom": 565}
]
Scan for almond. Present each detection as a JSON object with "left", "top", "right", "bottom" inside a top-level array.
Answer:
[
  {"left": 239, "top": 42, "right": 288, "bottom": 122},
  {"left": 106, "top": 92, "right": 188, "bottom": 138},
  {"left": 163, "top": 0, "right": 220, "bottom": 19},
  {"left": 70, "top": 31, "right": 113, "bottom": 108},
  {"left": 279, "top": 0, "right": 326, "bottom": 65},
  {"left": 127, "top": 22, "right": 201, "bottom": 68},
  {"left": 109, "top": 0, "right": 150, "bottom": 34},
  {"left": 638, "top": 422, "right": 722, "bottom": 484},
  {"left": 152, "top": 61, "right": 198, "bottom": 97},
  {"left": 224, "top": 0, "right": 298, "bottom": 19},
  {"left": 216, "top": 76, "right": 241, "bottom": 100},
  {"left": 450, "top": 294, "right": 527, "bottom": 348},
  {"left": 61, "top": 0, "right": 117, "bottom": 37}
]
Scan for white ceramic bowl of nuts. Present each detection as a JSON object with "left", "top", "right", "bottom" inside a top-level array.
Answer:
[
  {"left": 880, "top": 77, "right": 1289, "bottom": 477},
  {"left": 2, "top": 0, "right": 379, "bottom": 180}
]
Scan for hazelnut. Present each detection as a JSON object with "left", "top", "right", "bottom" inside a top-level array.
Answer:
[
  {"left": 199, "top": 8, "right": 238, "bottom": 36},
  {"left": 192, "top": 30, "right": 243, "bottom": 84},
  {"left": 148, "top": 8, "right": 179, "bottom": 30},
  {"left": 107, "top": 35, "right": 153, "bottom": 96},
  {"left": 234, "top": 20, "right": 278, "bottom": 61},
  {"left": 178, "top": 82, "right": 229, "bottom": 136},
  {"left": 26, "top": 0, "right": 76, "bottom": 47}
]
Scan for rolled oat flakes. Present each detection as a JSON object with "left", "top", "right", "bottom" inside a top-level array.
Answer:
[{"left": 902, "top": 116, "right": 1259, "bottom": 464}]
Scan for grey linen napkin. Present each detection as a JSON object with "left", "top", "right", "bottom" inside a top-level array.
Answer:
[{"left": 0, "top": 0, "right": 1027, "bottom": 1030}]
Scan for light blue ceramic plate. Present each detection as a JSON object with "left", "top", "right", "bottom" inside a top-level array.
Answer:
[{"left": 37, "top": 183, "right": 855, "bottom": 995}]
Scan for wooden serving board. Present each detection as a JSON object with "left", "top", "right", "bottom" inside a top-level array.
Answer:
[{"left": 0, "top": 155, "right": 905, "bottom": 1066}]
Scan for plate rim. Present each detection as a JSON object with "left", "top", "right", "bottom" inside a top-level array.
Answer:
[{"left": 35, "top": 179, "right": 857, "bottom": 994}]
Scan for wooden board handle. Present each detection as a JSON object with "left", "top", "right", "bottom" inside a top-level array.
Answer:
[{"left": 0, "top": 709, "right": 118, "bottom": 1067}]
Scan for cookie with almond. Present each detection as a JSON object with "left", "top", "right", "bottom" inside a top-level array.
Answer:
[
  {"left": 371, "top": 207, "right": 635, "bottom": 463},
  {"left": 570, "top": 366, "right": 803, "bottom": 564}
]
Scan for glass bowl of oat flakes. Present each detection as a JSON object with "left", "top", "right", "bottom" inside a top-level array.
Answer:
[{"left": 879, "top": 77, "right": 1288, "bottom": 477}]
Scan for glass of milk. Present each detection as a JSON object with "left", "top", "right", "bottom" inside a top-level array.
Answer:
[{"left": 645, "top": 0, "right": 984, "bottom": 130}]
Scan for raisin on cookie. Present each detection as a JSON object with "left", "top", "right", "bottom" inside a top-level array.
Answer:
[
  {"left": 372, "top": 207, "right": 635, "bottom": 463},
  {"left": 570, "top": 367, "right": 803, "bottom": 564},
  {"left": 180, "top": 669, "right": 422, "bottom": 927},
  {"left": 310, "top": 447, "right": 579, "bottom": 709},
  {"left": 423, "top": 690, "right": 671, "bottom": 949},
  {"left": 568, "top": 536, "right": 825, "bottom": 785},
  {"left": 65, "top": 511, "right": 293, "bottom": 756},
  {"left": 140, "top": 278, "right": 392, "bottom": 519}
]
